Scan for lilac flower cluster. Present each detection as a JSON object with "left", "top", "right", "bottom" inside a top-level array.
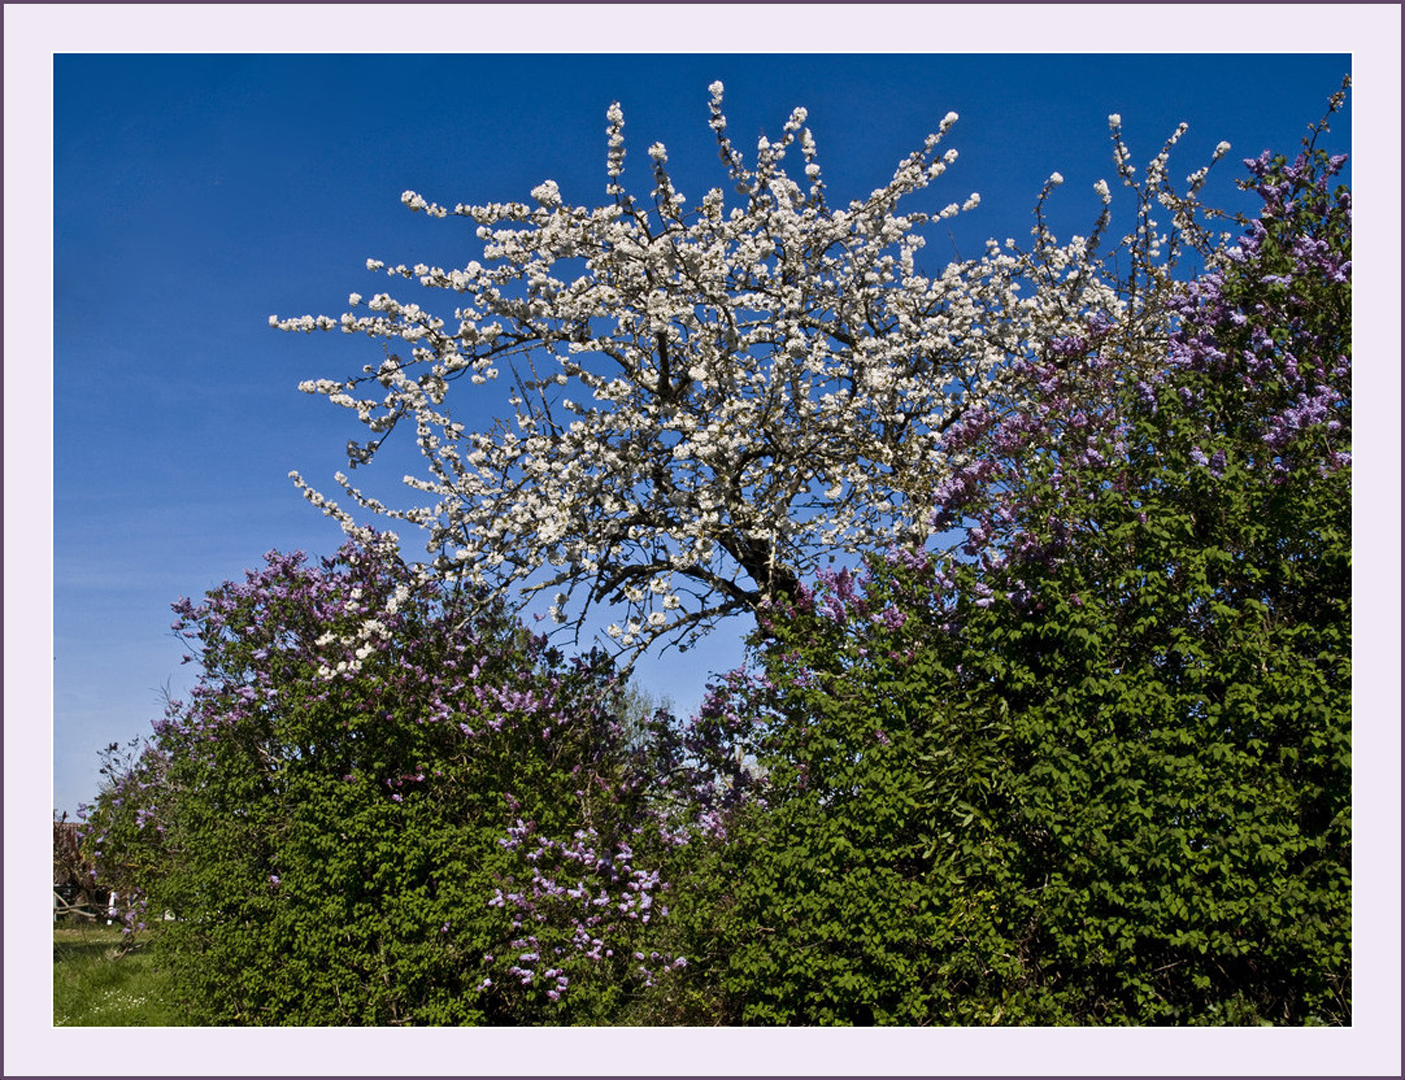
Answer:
[
  {"left": 916, "top": 132, "right": 1350, "bottom": 593},
  {"left": 791, "top": 562, "right": 924, "bottom": 639},
  {"left": 747, "top": 104, "right": 1351, "bottom": 658},
  {"left": 1162, "top": 144, "right": 1351, "bottom": 479},
  {"left": 484, "top": 819, "right": 687, "bottom": 1002}
]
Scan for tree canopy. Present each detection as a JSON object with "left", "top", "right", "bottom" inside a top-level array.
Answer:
[{"left": 273, "top": 82, "right": 1238, "bottom": 655}]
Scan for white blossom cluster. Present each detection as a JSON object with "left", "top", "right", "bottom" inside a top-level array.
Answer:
[{"left": 272, "top": 84, "right": 1232, "bottom": 655}]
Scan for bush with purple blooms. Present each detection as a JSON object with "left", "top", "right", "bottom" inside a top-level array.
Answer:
[
  {"left": 80, "top": 533, "right": 743, "bottom": 1025},
  {"left": 693, "top": 92, "right": 1350, "bottom": 1024}
]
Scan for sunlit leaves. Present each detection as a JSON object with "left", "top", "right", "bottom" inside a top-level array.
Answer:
[{"left": 697, "top": 109, "right": 1350, "bottom": 1024}]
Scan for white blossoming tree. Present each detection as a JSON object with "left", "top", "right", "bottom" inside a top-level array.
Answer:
[{"left": 274, "top": 82, "right": 1233, "bottom": 654}]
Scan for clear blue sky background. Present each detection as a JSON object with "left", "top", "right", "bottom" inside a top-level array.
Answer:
[{"left": 50, "top": 51, "right": 1356, "bottom": 817}]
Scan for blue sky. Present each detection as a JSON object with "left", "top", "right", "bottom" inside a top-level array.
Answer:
[
  {"left": 49, "top": 50, "right": 1358, "bottom": 817},
  {"left": 8, "top": 3, "right": 1401, "bottom": 1072}
]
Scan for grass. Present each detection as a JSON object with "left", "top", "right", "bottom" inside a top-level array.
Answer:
[{"left": 52, "top": 922, "right": 183, "bottom": 1026}]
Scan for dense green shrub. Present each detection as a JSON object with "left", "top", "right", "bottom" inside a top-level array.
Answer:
[
  {"left": 82, "top": 534, "right": 725, "bottom": 1025},
  {"left": 692, "top": 133, "right": 1350, "bottom": 1025}
]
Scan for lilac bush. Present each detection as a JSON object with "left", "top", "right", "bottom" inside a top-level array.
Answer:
[
  {"left": 926, "top": 83, "right": 1351, "bottom": 574},
  {"left": 696, "top": 85, "right": 1351, "bottom": 1024},
  {"left": 80, "top": 533, "right": 742, "bottom": 1025}
]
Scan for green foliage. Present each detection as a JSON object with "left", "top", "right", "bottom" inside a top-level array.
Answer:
[
  {"left": 81, "top": 540, "right": 701, "bottom": 1025},
  {"left": 697, "top": 135, "right": 1351, "bottom": 1025}
]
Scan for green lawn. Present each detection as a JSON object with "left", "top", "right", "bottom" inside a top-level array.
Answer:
[{"left": 53, "top": 923, "right": 182, "bottom": 1026}]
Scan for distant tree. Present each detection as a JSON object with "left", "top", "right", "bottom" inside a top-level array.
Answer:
[
  {"left": 53, "top": 813, "right": 93, "bottom": 909},
  {"left": 273, "top": 82, "right": 1234, "bottom": 655}
]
